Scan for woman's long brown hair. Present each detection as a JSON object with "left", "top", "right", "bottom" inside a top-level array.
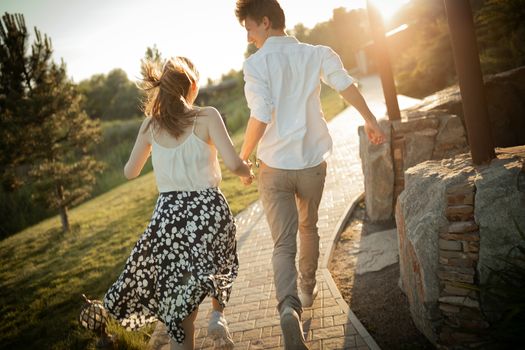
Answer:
[{"left": 138, "top": 56, "right": 200, "bottom": 138}]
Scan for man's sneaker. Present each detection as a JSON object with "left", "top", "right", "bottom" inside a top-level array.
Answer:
[
  {"left": 207, "top": 310, "right": 234, "bottom": 350},
  {"left": 298, "top": 284, "right": 318, "bottom": 308},
  {"left": 280, "top": 306, "right": 309, "bottom": 350}
]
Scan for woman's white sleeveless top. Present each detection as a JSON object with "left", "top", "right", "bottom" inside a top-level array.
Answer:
[{"left": 150, "top": 118, "right": 221, "bottom": 192}]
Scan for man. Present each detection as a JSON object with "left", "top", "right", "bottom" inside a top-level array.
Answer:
[{"left": 235, "top": 1, "right": 386, "bottom": 348}]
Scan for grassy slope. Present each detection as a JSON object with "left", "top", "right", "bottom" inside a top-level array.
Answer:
[{"left": 0, "top": 87, "right": 345, "bottom": 350}]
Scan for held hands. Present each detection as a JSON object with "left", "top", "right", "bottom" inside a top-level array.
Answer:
[
  {"left": 364, "top": 121, "right": 386, "bottom": 145},
  {"left": 240, "top": 160, "right": 256, "bottom": 186}
]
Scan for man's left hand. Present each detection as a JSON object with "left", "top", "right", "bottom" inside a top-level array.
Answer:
[{"left": 364, "top": 121, "right": 386, "bottom": 145}]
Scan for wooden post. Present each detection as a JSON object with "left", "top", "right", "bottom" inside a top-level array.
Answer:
[
  {"left": 366, "top": 0, "right": 401, "bottom": 121},
  {"left": 444, "top": 0, "right": 495, "bottom": 165}
]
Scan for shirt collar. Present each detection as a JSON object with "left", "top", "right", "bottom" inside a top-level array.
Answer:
[{"left": 262, "top": 36, "right": 298, "bottom": 47}]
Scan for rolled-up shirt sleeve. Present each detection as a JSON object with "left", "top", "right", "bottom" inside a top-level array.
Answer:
[
  {"left": 320, "top": 46, "right": 355, "bottom": 92},
  {"left": 243, "top": 60, "right": 272, "bottom": 124}
]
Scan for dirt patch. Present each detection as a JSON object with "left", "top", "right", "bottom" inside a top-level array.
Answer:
[{"left": 330, "top": 201, "right": 435, "bottom": 350}]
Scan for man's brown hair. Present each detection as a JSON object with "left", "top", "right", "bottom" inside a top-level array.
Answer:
[{"left": 235, "top": 0, "right": 286, "bottom": 30}]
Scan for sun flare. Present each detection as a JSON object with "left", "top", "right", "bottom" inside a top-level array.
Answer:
[{"left": 368, "top": 0, "right": 410, "bottom": 22}]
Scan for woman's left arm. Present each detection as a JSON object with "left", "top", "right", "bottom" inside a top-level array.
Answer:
[{"left": 124, "top": 118, "right": 153, "bottom": 179}]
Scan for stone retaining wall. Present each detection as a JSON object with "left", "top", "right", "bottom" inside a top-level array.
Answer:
[
  {"left": 359, "top": 112, "right": 469, "bottom": 221},
  {"left": 395, "top": 150, "right": 525, "bottom": 348}
]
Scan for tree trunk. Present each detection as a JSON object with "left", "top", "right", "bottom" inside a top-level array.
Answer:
[
  {"left": 366, "top": 0, "right": 401, "bottom": 121},
  {"left": 56, "top": 183, "right": 70, "bottom": 232},
  {"left": 59, "top": 205, "right": 70, "bottom": 232}
]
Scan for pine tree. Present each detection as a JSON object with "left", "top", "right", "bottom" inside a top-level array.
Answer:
[
  {"left": 144, "top": 44, "right": 163, "bottom": 64},
  {"left": 141, "top": 44, "right": 165, "bottom": 77},
  {"left": 0, "top": 13, "right": 104, "bottom": 232},
  {"left": 0, "top": 13, "right": 40, "bottom": 192}
]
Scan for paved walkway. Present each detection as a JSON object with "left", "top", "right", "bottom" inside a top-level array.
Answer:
[{"left": 148, "top": 75, "right": 420, "bottom": 349}]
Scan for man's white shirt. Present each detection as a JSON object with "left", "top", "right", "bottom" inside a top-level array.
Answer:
[{"left": 243, "top": 36, "right": 355, "bottom": 170}]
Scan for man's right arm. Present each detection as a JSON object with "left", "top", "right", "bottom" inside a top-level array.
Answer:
[
  {"left": 240, "top": 117, "right": 267, "bottom": 161},
  {"left": 238, "top": 117, "right": 267, "bottom": 186},
  {"left": 240, "top": 59, "right": 273, "bottom": 184}
]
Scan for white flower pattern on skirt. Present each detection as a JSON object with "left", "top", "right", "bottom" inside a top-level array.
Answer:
[{"left": 103, "top": 187, "right": 238, "bottom": 343}]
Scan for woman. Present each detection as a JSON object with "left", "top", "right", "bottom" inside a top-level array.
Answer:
[{"left": 103, "top": 56, "right": 253, "bottom": 350}]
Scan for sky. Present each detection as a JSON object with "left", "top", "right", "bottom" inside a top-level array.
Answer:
[{"left": 1, "top": 0, "right": 403, "bottom": 85}]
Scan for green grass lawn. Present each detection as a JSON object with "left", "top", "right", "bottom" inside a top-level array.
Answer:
[
  {"left": 0, "top": 88, "right": 346, "bottom": 350},
  {"left": 0, "top": 131, "right": 258, "bottom": 350}
]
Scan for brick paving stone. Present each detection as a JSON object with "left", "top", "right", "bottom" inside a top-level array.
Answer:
[
  {"left": 321, "top": 336, "right": 357, "bottom": 350},
  {"left": 312, "top": 325, "right": 345, "bottom": 340},
  {"left": 146, "top": 75, "right": 403, "bottom": 349},
  {"left": 228, "top": 320, "right": 256, "bottom": 333},
  {"left": 261, "top": 326, "right": 273, "bottom": 338},
  {"left": 323, "top": 316, "right": 335, "bottom": 327},
  {"left": 306, "top": 339, "right": 322, "bottom": 350},
  {"left": 251, "top": 336, "right": 280, "bottom": 348},
  {"left": 231, "top": 332, "right": 242, "bottom": 342},
  {"left": 242, "top": 328, "right": 262, "bottom": 342},
  {"left": 254, "top": 317, "right": 281, "bottom": 328}
]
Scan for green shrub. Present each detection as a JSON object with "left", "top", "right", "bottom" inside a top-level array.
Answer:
[
  {"left": 91, "top": 119, "right": 152, "bottom": 197},
  {"left": 480, "top": 220, "right": 525, "bottom": 347}
]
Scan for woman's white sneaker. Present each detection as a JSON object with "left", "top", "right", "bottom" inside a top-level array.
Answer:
[{"left": 208, "top": 310, "right": 234, "bottom": 350}]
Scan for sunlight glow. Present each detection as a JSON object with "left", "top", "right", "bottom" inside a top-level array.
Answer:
[
  {"left": 369, "top": 0, "right": 410, "bottom": 22},
  {"left": 1, "top": 0, "right": 411, "bottom": 83}
]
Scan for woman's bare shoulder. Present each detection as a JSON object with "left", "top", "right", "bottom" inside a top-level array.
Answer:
[
  {"left": 140, "top": 116, "right": 153, "bottom": 129},
  {"left": 196, "top": 106, "right": 223, "bottom": 125},
  {"left": 197, "top": 106, "right": 221, "bottom": 118}
]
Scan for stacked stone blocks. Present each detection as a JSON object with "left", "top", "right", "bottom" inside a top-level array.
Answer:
[{"left": 438, "top": 181, "right": 490, "bottom": 347}]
